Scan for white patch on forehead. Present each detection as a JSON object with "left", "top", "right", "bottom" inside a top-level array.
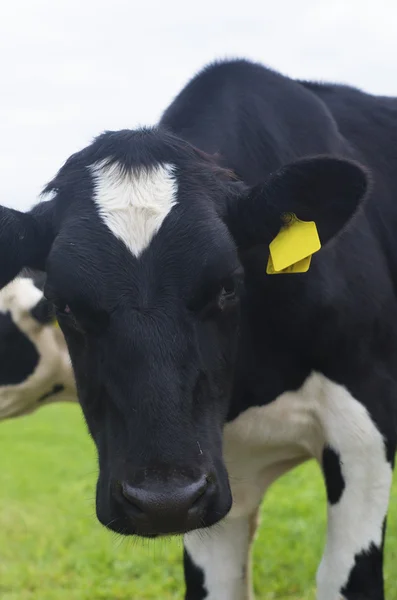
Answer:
[{"left": 90, "top": 160, "right": 178, "bottom": 256}]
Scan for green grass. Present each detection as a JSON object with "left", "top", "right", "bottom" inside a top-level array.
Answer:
[{"left": 0, "top": 404, "right": 396, "bottom": 600}]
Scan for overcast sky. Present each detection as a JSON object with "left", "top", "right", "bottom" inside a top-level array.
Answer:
[{"left": 1, "top": 0, "right": 396, "bottom": 210}]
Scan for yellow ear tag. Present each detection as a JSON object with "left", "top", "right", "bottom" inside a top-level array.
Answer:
[
  {"left": 53, "top": 319, "right": 59, "bottom": 328},
  {"left": 266, "top": 213, "right": 321, "bottom": 275},
  {"left": 267, "top": 254, "right": 312, "bottom": 274}
]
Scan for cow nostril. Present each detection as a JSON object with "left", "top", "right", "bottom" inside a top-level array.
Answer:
[
  {"left": 190, "top": 476, "right": 209, "bottom": 508},
  {"left": 121, "top": 482, "right": 145, "bottom": 513},
  {"left": 118, "top": 474, "right": 212, "bottom": 519}
]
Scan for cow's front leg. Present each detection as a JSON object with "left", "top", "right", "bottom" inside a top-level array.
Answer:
[
  {"left": 315, "top": 377, "right": 395, "bottom": 600},
  {"left": 183, "top": 510, "right": 259, "bottom": 600}
]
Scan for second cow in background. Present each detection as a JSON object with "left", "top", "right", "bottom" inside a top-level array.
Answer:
[{"left": 0, "top": 270, "right": 77, "bottom": 419}]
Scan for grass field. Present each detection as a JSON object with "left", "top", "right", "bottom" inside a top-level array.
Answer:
[{"left": 1, "top": 404, "right": 396, "bottom": 600}]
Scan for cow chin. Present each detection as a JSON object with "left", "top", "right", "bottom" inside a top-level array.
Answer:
[{"left": 95, "top": 462, "right": 233, "bottom": 538}]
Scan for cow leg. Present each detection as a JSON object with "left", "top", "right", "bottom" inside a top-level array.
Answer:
[
  {"left": 183, "top": 455, "right": 304, "bottom": 600},
  {"left": 183, "top": 509, "right": 259, "bottom": 600},
  {"left": 315, "top": 378, "right": 395, "bottom": 600}
]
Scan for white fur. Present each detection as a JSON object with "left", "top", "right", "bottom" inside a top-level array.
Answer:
[
  {"left": 185, "top": 514, "right": 257, "bottom": 600},
  {"left": 90, "top": 160, "right": 178, "bottom": 256},
  {"left": 185, "top": 372, "right": 392, "bottom": 600},
  {"left": 0, "top": 277, "right": 77, "bottom": 420},
  {"left": 315, "top": 377, "right": 392, "bottom": 600}
]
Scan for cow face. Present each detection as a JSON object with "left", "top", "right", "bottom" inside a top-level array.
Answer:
[
  {"left": 0, "top": 128, "right": 368, "bottom": 536},
  {"left": 0, "top": 272, "right": 76, "bottom": 419}
]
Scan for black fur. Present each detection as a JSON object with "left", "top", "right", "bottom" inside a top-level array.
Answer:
[
  {"left": 322, "top": 446, "right": 346, "bottom": 505},
  {"left": 30, "top": 296, "right": 56, "bottom": 325},
  {"left": 0, "top": 312, "right": 39, "bottom": 385},
  {"left": 0, "top": 269, "right": 56, "bottom": 389},
  {"left": 0, "top": 58, "right": 396, "bottom": 598},
  {"left": 342, "top": 542, "right": 384, "bottom": 600},
  {"left": 184, "top": 549, "right": 207, "bottom": 599}
]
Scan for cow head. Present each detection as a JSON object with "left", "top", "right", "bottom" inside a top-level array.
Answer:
[
  {"left": 0, "top": 128, "right": 368, "bottom": 536},
  {"left": 0, "top": 271, "right": 77, "bottom": 419}
]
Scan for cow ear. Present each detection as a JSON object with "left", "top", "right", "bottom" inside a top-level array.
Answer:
[
  {"left": 225, "top": 156, "right": 369, "bottom": 250},
  {"left": 0, "top": 200, "right": 55, "bottom": 288}
]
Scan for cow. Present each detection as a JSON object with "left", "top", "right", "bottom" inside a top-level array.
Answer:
[
  {"left": 0, "top": 58, "right": 396, "bottom": 599},
  {"left": 0, "top": 271, "right": 77, "bottom": 419}
]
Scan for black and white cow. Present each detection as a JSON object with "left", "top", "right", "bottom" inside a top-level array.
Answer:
[
  {"left": 0, "top": 58, "right": 396, "bottom": 599},
  {"left": 0, "top": 271, "right": 77, "bottom": 419}
]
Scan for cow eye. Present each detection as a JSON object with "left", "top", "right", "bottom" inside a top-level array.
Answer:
[
  {"left": 58, "top": 304, "right": 71, "bottom": 316},
  {"left": 189, "top": 267, "right": 243, "bottom": 319},
  {"left": 56, "top": 303, "right": 88, "bottom": 335},
  {"left": 44, "top": 285, "right": 71, "bottom": 316},
  {"left": 44, "top": 289, "right": 74, "bottom": 322},
  {"left": 49, "top": 298, "right": 71, "bottom": 317},
  {"left": 196, "top": 278, "right": 240, "bottom": 319},
  {"left": 217, "top": 279, "right": 238, "bottom": 311},
  {"left": 55, "top": 302, "right": 76, "bottom": 323}
]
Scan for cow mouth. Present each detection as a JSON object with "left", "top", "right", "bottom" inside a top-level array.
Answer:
[
  {"left": 107, "top": 520, "right": 203, "bottom": 538},
  {"left": 101, "top": 512, "right": 219, "bottom": 538}
]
